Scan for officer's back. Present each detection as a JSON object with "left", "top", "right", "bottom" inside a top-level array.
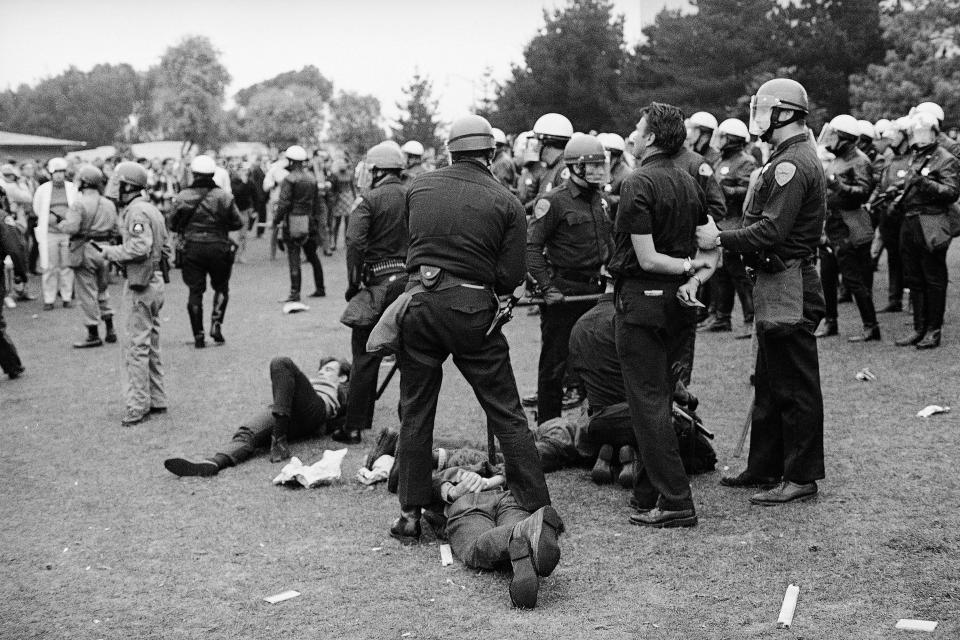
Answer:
[
  {"left": 279, "top": 165, "right": 319, "bottom": 215},
  {"left": 174, "top": 183, "right": 238, "bottom": 242},
  {"left": 354, "top": 175, "right": 408, "bottom": 260}
]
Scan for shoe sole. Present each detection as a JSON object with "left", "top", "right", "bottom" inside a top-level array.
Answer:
[
  {"left": 629, "top": 514, "right": 698, "bottom": 528},
  {"left": 528, "top": 506, "right": 562, "bottom": 577},
  {"left": 591, "top": 446, "right": 615, "bottom": 484},
  {"left": 121, "top": 414, "right": 150, "bottom": 427},
  {"left": 750, "top": 492, "right": 818, "bottom": 506},
  {"left": 164, "top": 458, "right": 218, "bottom": 477},
  {"left": 508, "top": 538, "right": 539, "bottom": 609}
]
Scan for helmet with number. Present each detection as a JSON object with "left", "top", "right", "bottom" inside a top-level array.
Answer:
[
  {"left": 688, "top": 111, "right": 718, "bottom": 132},
  {"left": 190, "top": 155, "right": 216, "bottom": 175},
  {"left": 47, "top": 157, "right": 68, "bottom": 173},
  {"left": 491, "top": 128, "right": 507, "bottom": 146},
  {"left": 533, "top": 113, "right": 574, "bottom": 144},
  {"left": 913, "top": 101, "right": 945, "bottom": 123},
  {"left": 857, "top": 119, "right": 877, "bottom": 141},
  {"left": 75, "top": 164, "right": 105, "bottom": 191},
  {"left": 749, "top": 78, "right": 809, "bottom": 140},
  {"left": 446, "top": 114, "right": 495, "bottom": 153},
  {"left": 563, "top": 133, "right": 606, "bottom": 164},
  {"left": 114, "top": 161, "right": 149, "bottom": 189},
  {"left": 284, "top": 145, "right": 307, "bottom": 162},
  {"left": 366, "top": 141, "right": 405, "bottom": 170},
  {"left": 400, "top": 140, "right": 424, "bottom": 157},
  {"left": 717, "top": 118, "right": 750, "bottom": 140},
  {"left": 597, "top": 132, "right": 626, "bottom": 153}
]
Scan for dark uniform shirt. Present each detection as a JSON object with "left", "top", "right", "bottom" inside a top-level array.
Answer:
[
  {"left": 872, "top": 152, "right": 911, "bottom": 221},
  {"left": 522, "top": 157, "right": 567, "bottom": 214},
  {"left": 491, "top": 150, "right": 518, "bottom": 193},
  {"left": 608, "top": 152, "right": 707, "bottom": 281},
  {"left": 517, "top": 163, "right": 545, "bottom": 206},
  {"left": 673, "top": 147, "right": 727, "bottom": 223},
  {"left": 900, "top": 143, "right": 960, "bottom": 217},
  {"left": 276, "top": 166, "right": 325, "bottom": 242},
  {"left": 937, "top": 132, "right": 960, "bottom": 160},
  {"left": 714, "top": 148, "right": 758, "bottom": 229},
  {"left": 719, "top": 133, "right": 826, "bottom": 260},
  {"left": 526, "top": 179, "right": 611, "bottom": 289},
  {"left": 824, "top": 146, "right": 874, "bottom": 245},
  {"left": 406, "top": 159, "right": 526, "bottom": 294},
  {"left": 568, "top": 293, "right": 624, "bottom": 410},
  {"left": 345, "top": 175, "right": 409, "bottom": 287},
  {"left": 170, "top": 178, "right": 243, "bottom": 243}
]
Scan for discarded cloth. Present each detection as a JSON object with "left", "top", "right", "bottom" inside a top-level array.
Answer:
[{"left": 272, "top": 449, "right": 348, "bottom": 487}]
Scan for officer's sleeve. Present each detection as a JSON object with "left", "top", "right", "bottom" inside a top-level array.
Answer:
[
  {"left": 836, "top": 158, "right": 874, "bottom": 204},
  {"left": 726, "top": 157, "right": 758, "bottom": 198},
  {"left": 699, "top": 164, "right": 727, "bottom": 221},
  {"left": 223, "top": 195, "right": 244, "bottom": 231},
  {"left": 495, "top": 198, "right": 528, "bottom": 295},
  {"left": 102, "top": 210, "right": 152, "bottom": 263},
  {"left": 915, "top": 155, "right": 960, "bottom": 204},
  {"left": 345, "top": 195, "right": 373, "bottom": 287},
  {"left": 720, "top": 161, "right": 806, "bottom": 253},
  {"left": 58, "top": 201, "right": 84, "bottom": 235},
  {"left": 526, "top": 197, "right": 558, "bottom": 288},
  {"left": 275, "top": 177, "right": 292, "bottom": 223}
]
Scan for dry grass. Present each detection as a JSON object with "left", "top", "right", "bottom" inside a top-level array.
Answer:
[{"left": 1, "top": 237, "right": 958, "bottom": 639}]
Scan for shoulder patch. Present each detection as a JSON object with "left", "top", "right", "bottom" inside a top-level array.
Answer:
[
  {"left": 132, "top": 222, "right": 144, "bottom": 235},
  {"left": 560, "top": 167, "right": 570, "bottom": 180},
  {"left": 534, "top": 199, "right": 551, "bottom": 219},
  {"left": 698, "top": 163, "right": 713, "bottom": 177},
  {"left": 774, "top": 162, "right": 797, "bottom": 187}
]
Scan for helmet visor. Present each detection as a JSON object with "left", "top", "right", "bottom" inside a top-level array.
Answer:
[
  {"left": 817, "top": 124, "right": 839, "bottom": 151},
  {"left": 749, "top": 94, "right": 781, "bottom": 137},
  {"left": 523, "top": 136, "right": 542, "bottom": 164}
]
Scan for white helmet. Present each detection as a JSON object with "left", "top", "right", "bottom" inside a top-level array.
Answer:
[
  {"left": 828, "top": 114, "right": 861, "bottom": 138},
  {"left": 533, "top": 113, "right": 574, "bottom": 141},
  {"left": 688, "top": 111, "right": 719, "bottom": 131},
  {"left": 597, "top": 132, "right": 626, "bottom": 153},
  {"left": 190, "top": 155, "right": 216, "bottom": 174},
  {"left": 910, "top": 110, "right": 940, "bottom": 146},
  {"left": 874, "top": 118, "right": 891, "bottom": 133},
  {"left": 913, "top": 101, "right": 945, "bottom": 123},
  {"left": 401, "top": 140, "right": 424, "bottom": 156},
  {"left": 857, "top": 119, "right": 876, "bottom": 140},
  {"left": 284, "top": 145, "right": 307, "bottom": 162},
  {"left": 47, "top": 157, "right": 68, "bottom": 172},
  {"left": 491, "top": 128, "right": 507, "bottom": 145},
  {"left": 717, "top": 118, "right": 750, "bottom": 140}
]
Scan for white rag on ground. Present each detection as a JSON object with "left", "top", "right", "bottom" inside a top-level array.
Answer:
[
  {"left": 272, "top": 450, "right": 348, "bottom": 488},
  {"left": 356, "top": 455, "right": 394, "bottom": 485}
]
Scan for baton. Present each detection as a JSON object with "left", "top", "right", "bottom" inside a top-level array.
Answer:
[
  {"left": 733, "top": 392, "right": 754, "bottom": 458},
  {"left": 376, "top": 360, "right": 399, "bottom": 400},
  {"left": 515, "top": 293, "right": 603, "bottom": 307}
]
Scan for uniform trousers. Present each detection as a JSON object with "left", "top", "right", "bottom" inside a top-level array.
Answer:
[
  {"left": 396, "top": 285, "right": 550, "bottom": 512},
  {"left": 878, "top": 214, "right": 904, "bottom": 306},
  {"left": 901, "top": 216, "right": 949, "bottom": 329},
  {"left": 219, "top": 356, "right": 331, "bottom": 464},
  {"left": 74, "top": 253, "right": 112, "bottom": 326},
  {"left": 286, "top": 236, "right": 324, "bottom": 296},
  {"left": 181, "top": 241, "right": 233, "bottom": 306},
  {"left": 445, "top": 491, "right": 530, "bottom": 570},
  {"left": 537, "top": 298, "right": 596, "bottom": 423},
  {"left": 822, "top": 241, "right": 875, "bottom": 324},
  {"left": 42, "top": 232, "right": 74, "bottom": 304},
  {"left": 123, "top": 274, "right": 166, "bottom": 415},
  {"left": 713, "top": 250, "right": 754, "bottom": 322}
]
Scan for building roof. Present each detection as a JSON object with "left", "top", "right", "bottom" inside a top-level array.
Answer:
[{"left": 0, "top": 131, "right": 86, "bottom": 147}]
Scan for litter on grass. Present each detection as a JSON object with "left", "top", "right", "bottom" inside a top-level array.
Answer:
[
  {"left": 895, "top": 619, "right": 938, "bottom": 632},
  {"left": 356, "top": 455, "right": 394, "bottom": 485},
  {"left": 855, "top": 368, "right": 876, "bottom": 381},
  {"left": 440, "top": 544, "right": 453, "bottom": 566},
  {"left": 777, "top": 584, "right": 800, "bottom": 629},
  {"left": 916, "top": 405, "right": 950, "bottom": 418},
  {"left": 272, "top": 450, "right": 348, "bottom": 488},
  {"left": 282, "top": 301, "right": 309, "bottom": 314},
  {"left": 264, "top": 590, "right": 300, "bottom": 604}
]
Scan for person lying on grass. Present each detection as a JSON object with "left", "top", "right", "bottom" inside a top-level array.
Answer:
[{"left": 164, "top": 356, "right": 350, "bottom": 477}]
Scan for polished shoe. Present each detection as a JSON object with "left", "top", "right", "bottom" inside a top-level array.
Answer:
[
  {"left": 720, "top": 470, "right": 780, "bottom": 488},
  {"left": 73, "top": 327, "right": 103, "bottom": 349},
  {"left": 847, "top": 323, "right": 880, "bottom": 343},
  {"left": 629, "top": 507, "right": 698, "bottom": 528},
  {"left": 895, "top": 330, "right": 925, "bottom": 347},
  {"left": 331, "top": 428, "right": 362, "bottom": 445},
  {"left": 508, "top": 537, "right": 539, "bottom": 609},
  {"left": 309, "top": 289, "right": 326, "bottom": 298},
  {"left": 591, "top": 444, "right": 615, "bottom": 484},
  {"left": 814, "top": 318, "right": 838, "bottom": 338},
  {"left": 210, "top": 323, "right": 225, "bottom": 344},
  {"left": 750, "top": 481, "right": 818, "bottom": 505},
  {"left": 365, "top": 428, "right": 399, "bottom": 469},
  {"left": 561, "top": 387, "right": 584, "bottom": 410},
  {"left": 916, "top": 329, "right": 941, "bottom": 350},
  {"left": 194, "top": 333, "right": 206, "bottom": 349},
  {"left": 121, "top": 409, "right": 149, "bottom": 427},
  {"left": 511, "top": 505, "right": 563, "bottom": 577},
  {"left": 390, "top": 512, "right": 422, "bottom": 545},
  {"left": 879, "top": 302, "right": 902, "bottom": 313},
  {"left": 617, "top": 446, "right": 640, "bottom": 489},
  {"left": 164, "top": 457, "right": 219, "bottom": 477},
  {"left": 149, "top": 406, "right": 168, "bottom": 415},
  {"left": 521, "top": 392, "right": 538, "bottom": 408}
]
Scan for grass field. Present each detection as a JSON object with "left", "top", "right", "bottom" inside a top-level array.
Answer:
[{"left": 2, "top": 235, "right": 958, "bottom": 639}]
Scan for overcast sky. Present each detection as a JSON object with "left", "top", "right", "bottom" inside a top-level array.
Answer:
[{"left": 0, "top": 0, "right": 687, "bottom": 122}]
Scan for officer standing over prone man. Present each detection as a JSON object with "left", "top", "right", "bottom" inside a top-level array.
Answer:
[
  {"left": 701, "top": 78, "right": 827, "bottom": 505},
  {"left": 527, "top": 133, "right": 611, "bottom": 425},
  {"left": 337, "top": 141, "right": 410, "bottom": 445},
  {"left": 391, "top": 115, "right": 554, "bottom": 548},
  {"left": 99, "top": 162, "right": 171, "bottom": 426}
]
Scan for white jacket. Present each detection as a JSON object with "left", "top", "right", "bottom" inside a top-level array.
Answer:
[{"left": 33, "top": 180, "right": 78, "bottom": 269}]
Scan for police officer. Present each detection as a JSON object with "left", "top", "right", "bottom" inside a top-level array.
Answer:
[
  {"left": 871, "top": 117, "right": 913, "bottom": 313},
  {"left": 610, "top": 102, "right": 719, "bottom": 528},
  {"left": 686, "top": 111, "right": 721, "bottom": 166},
  {"left": 491, "top": 128, "right": 518, "bottom": 194},
  {"left": 894, "top": 111, "right": 960, "bottom": 350},
  {"left": 703, "top": 78, "right": 827, "bottom": 505},
  {"left": 598, "top": 133, "right": 631, "bottom": 221},
  {"left": 58, "top": 165, "right": 118, "bottom": 348},
  {"left": 516, "top": 131, "right": 545, "bottom": 207},
  {"left": 337, "top": 141, "right": 410, "bottom": 444},
  {"left": 817, "top": 114, "right": 879, "bottom": 342},
  {"left": 527, "top": 133, "right": 611, "bottom": 424},
  {"left": 400, "top": 140, "right": 428, "bottom": 186},
  {"left": 700, "top": 118, "right": 757, "bottom": 334},
  {"left": 391, "top": 114, "right": 552, "bottom": 543},
  {"left": 521, "top": 113, "right": 574, "bottom": 215},
  {"left": 170, "top": 155, "right": 243, "bottom": 348},
  {"left": 100, "top": 162, "right": 171, "bottom": 426},
  {"left": 912, "top": 102, "right": 960, "bottom": 159},
  {"left": 275, "top": 145, "right": 327, "bottom": 302}
]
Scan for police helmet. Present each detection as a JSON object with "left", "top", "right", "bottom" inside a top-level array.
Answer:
[
  {"left": 533, "top": 113, "right": 574, "bottom": 143},
  {"left": 563, "top": 133, "right": 606, "bottom": 164},
  {"left": 749, "top": 78, "right": 809, "bottom": 138},
  {"left": 76, "top": 164, "right": 106, "bottom": 191},
  {"left": 400, "top": 141, "right": 424, "bottom": 157},
  {"left": 190, "top": 155, "right": 217, "bottom": 175},
  {"left": 446, "top": 115, "right": 495, "bottom": 153},
  {"left": 284, "top": 145, "right": 308, "bottom": 162},
  {"left": 688, "top": 111, "right": 718, "bottom": 132},
  {"left": 913, "top": 101, "right": 945, "bottom": 123},
  {"left": 366, "top": 142, "right": 406, "bottom": 170},
  {"left": 597, "top": 132, "right": 626, "bottom": 153},
  {"left": 717, "top": 118, "right": 750, "bottom": 140},
  {"left": 491, "top": 128, "right": 507, "bottom": 146},
  {"left": 857, "top": 119, "right": 877, "bottom": 140},
  {"left": 115, "top": 161, "right": 149, "bottom": 189}
]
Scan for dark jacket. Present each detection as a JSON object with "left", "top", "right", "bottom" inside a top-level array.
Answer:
[
  {"left": 276, "top": 166, "right": 326, "bottom": 243},
  {"left": 345, "top": 175, "right": 408, "bottom": 288},
  {"left": 673, "top": 147, "right": 727, "bottom": 223},
  {"left": 714, "top": 148, "right": 758, "bottom": 228},
  {"left": 171, "top": 178, "right": 243, "bottom": 243},
  {"left": 0, "top": 220, "right": 27, "bottom": 298},
  {"left": 901, "top": 143, "right": 960, "bottom": 217}
]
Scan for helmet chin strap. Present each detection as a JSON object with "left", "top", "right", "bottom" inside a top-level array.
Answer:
[
  {"left": 570, "top": 164, "right": 601, "bottom": 189},
  {"left": 760, "top": 108, "right": 805, "bottom": 142}
]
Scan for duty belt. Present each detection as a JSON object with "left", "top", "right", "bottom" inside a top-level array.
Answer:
[
  {"left": 554, "top": 267, "right": 602, "bottom": 284},
  {"left": 367, "top": 258, "right": 406, "bottom": 278}
]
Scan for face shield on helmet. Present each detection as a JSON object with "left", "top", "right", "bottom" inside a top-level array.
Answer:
[
  {"left": 909, "top": 112, "right": 939, "bottom": 148},
  {"left": 748, "top": 94, "right": 777, "bottom": 138}
]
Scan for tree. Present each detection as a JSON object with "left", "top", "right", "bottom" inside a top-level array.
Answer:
[
  {"left": 234, "top": 66, "right": 333, "bottom": 108},
  {"left": 329, "top": 91, "right": 385, "bottom": 160},
  {"left": 138, "top": 35, "right": 230, "bottom": 149},
  {"left": 238, "top": 85, "right": 326, "bottom": 147},
  {"left": 850, "top": 0, "right": 960, "bottom": 122},
  {"left": 0, "top": 64, "right": 142, "bottom": 145},
  {"left": 493, "top": 0, "right": 626, "bottom": 134},
  {"left": 392, "top": 71, "right": 442, "bottom": 150}
]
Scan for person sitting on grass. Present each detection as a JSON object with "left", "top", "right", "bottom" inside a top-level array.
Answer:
[{"left": 164, "top": 356, "right": 350, "bottom": 477}]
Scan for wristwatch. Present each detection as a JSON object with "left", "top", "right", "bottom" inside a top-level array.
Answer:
[{"left": 682, "top": 258, "right": 695, "bottom": 277}]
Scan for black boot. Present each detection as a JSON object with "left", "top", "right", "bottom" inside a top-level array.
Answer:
[
  {"left": 103, "top": 315, "right": 117, "bottom": 343},
  {"left": 814, "top": 318, "right": 838, "bottom": 338},
  {"left": 210, "top": 292, "right": 228, "bottom": 344},
  {"left": 270, "top": 414, "right": 291, "bottom": 462},
  {"left": 390, "top": 506, "right": 422, "bottom": 544},
  {"left": 895, "top": 292, "right": 925, "bottom": 346},
  {"left": 916, "top": 328, "right": 941, "bottom": 350},
  {"left": 73, "top": 325, "right": 103, "bottom": 349},
  {"left": 847, "top": 323, "right": 880, "bottom": 343},
  {"left": 188, "top": 303, "right": 205, "bottom": 348}
]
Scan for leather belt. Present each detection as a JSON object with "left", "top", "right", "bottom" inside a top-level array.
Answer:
[{"left": 555, "top": 268, "right": 602, "bottom": 283}]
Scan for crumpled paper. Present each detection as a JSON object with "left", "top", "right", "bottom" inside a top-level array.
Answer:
[
  {"left": 855, "top": 368, "right": 876, "bottom": 382},
  {"left": 356, "top": 455, "right": 394, "bottom": 485},
  {"left": 282, "top": 301, "right": 310, "bottom": 314},
  {"left": 916, "top": 405, "right": 951, "bottom": 418},
  {"left": 272, "top": 449, "right": 348, "bottom": 487}
]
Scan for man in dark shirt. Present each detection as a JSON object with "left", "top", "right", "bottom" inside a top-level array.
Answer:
[
  {"left": 392, "top": 115, "right": 552, "bottom": 543},
  {"left": 609, "top": 102, "right": 719, "bottom": 528}
]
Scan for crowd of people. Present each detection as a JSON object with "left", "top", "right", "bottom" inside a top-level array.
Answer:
[{"left": 3, "top": 77, "right": 959, "bottom": 609}]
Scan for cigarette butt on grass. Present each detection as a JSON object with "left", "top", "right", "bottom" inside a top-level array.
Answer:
[
  {"left": 895, "top": 619, "right": 938, "bottom": 632},
  {"left": 777, "top": 584, "right": 800, "bottom": 628}
]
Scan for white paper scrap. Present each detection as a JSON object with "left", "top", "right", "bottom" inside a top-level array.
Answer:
[
  {"left": 264, "top": 590, "right": 300, "bottom": 604},
  {"left": 895, "top": 619, "right": 938, "bottom": 632},
  {"left": 777, "top": 584, "right": 800, "bottom": 628},
  {"left": 917, "top": 405, "right": 951, "bottom": 418},
  {"left": 440, "top": 543, "right": 453, "bottom": 566}
]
